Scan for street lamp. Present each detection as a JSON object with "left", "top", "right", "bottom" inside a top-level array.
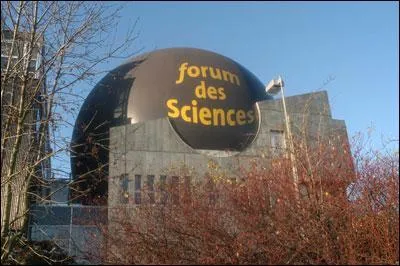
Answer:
[{"left": 266, "top": 76, "right": 300, "bottom": 203}]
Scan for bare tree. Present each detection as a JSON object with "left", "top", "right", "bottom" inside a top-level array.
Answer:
[
  {"left": 93, "top": 137, "right": 398, "bottom": 265},
  {"left": 1, "top": 1, "right": 139, "bottom": 263}
]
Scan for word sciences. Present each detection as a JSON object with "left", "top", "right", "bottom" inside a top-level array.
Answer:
[{"left": 166, "top": 62, "right": 256, "bottom": 127}]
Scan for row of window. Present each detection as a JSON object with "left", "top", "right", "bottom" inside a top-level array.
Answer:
[
  {"left": 1, "top": 40, "right": 41, "bottom": 74},
  {"left": 119, "top": 175, "right": 190, "bottom": 205},
  {"left": 116, "top": 131, "right": 286, "bottom": 205}
]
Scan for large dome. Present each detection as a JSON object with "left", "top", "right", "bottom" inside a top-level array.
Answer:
[{"left": 70, "top": 47, "right": 271, "bottom": 204}]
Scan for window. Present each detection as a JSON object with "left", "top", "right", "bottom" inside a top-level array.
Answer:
[
  {"left": 134, "top": 175, "right": 141, "bottom": 204},
  {"left": 1, "top": 42, "right": 11, "bottom": 55},
  {"left": 1, "top": 55, "right": 19, "bottom": 71},
  {"left": 1, "top": 39, "right": 41, "bottom": 75},
  {"left": 1, "top": 56, "right": 8, "bottom": 69},
  {"left": 120, "top": 175, "right": 129, "bottom": 204},
  {"left": 270, "top": 130, "right": 286, "bottom": 157},
  {"left": 160, "top": 175, "right": 167, "bottom": 205},
  {"left": 26, "top": 44, "right": 40, "bottom": 74},
  {"left": 113, "top": 87, "right": 130, "bottom": 120},
  {"left": 1, "top": 41, "right": 20, "bottom": 58},
  {"left": 171, "top": 176, "right": 179, "bottom": 204},
  {"left": 28, "top": 58, "right": 37, "bottom": 73},
  {"left": 147, "top": 175, "right": 155, "bottom": 204}
]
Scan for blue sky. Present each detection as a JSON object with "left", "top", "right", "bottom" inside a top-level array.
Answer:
[{"left": 54, "top": 2, "right": 399, "bottom": 175}]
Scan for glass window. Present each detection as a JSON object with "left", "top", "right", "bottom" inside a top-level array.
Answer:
[
  {"left": 147, "top": 175, "right": 155, "bottom": 204},
  {"left": 134, "top": 175, "right": 141, "bottom": 204},
  {"left": 0, "top": 56, "right": 20, "bottom": 70},
  {"left": 120, "top": 175, "right": 129, "bottom": 204},
  {"left": 160, "top": 175, "right": 167, "bottom": 205},
  {"left": 28, "top": 59, "right": 37, "bottom": 72},
  {"left": 23, "top": 43, "right": 39, "bottom": 59},
  {"left": 31, "top": 46, "right": 39, "bottom": 59},
  {"left": 1, "top": 42, "right": 11, "bottom": 56},
  {"left": 1, "top": 56, "right": 8, "bottom": 69},
  {"left": 1, "top": 42, "right": 19, "bottom": 57}
]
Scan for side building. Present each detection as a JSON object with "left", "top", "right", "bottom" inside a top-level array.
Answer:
[{"left": 1, "top": 29, "right": 51, "bottom": 233}]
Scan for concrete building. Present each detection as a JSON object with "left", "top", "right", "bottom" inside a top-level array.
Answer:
[
  {"left": 107, "top": 90, "right": 351, "bottom": 209},
  {"left": 1, "top": 29, "right": 52, "bottom": 232}
]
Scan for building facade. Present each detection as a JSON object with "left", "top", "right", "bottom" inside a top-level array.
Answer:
[
  {"left": 107, "top": 90, "right": 352, "bottom": 208},
  {"left": 1, "top": 29, "right": 51, "bottom": 232}
]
